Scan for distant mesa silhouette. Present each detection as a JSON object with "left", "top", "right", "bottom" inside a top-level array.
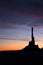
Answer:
[
  {"left": 23, "top": 27, "right": 39, "bottom": 51},
  {"left": 0, "top": 27, "right": 43, "bottom": 65}
]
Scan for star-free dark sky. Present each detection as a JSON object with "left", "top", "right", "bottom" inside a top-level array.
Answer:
[{"left": 0, "top": 0, "right": 43, "bottom": 50}]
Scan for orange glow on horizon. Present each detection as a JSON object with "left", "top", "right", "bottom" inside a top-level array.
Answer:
[
  {"left": 0, "top": 39, "right": 43, "bottom": 51},
  {"left": 0, "top": 40, "right": 28, "bottom": 51}
]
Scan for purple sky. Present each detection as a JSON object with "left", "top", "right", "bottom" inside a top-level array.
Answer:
[{"left": 0, "top": 0, "right": 43, "bottom": 50}]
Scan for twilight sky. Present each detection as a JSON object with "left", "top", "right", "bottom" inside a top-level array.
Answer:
[{"left": 0, "top": 0, "right": 43, "bottom": 51}]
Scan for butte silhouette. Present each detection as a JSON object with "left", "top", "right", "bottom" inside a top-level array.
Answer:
[
  {"left": 0, "top": 27, "right": 43, "bottom": 65},
  {"left": 23, "top": 27, "right": 39, "bottom": 51}
]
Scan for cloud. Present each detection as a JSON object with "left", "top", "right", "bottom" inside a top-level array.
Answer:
[
  {"left": 0, "top": 37, "right": 29, "bottom": 41},
  {"left": 0, "top": 0, "right": 43, "bottom": 11},
  {"left": 0, "top": 0, "right": 43, "bottom": 29},
  {"left": 0, "top": 16, "right": 43, "bottom": 29}
]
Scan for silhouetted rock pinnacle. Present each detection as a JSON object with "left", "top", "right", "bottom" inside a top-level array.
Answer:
[
  {"left": 23, "top": 27, "right": 39, "bottom": 51},
  {"left": 28, "top": 27, "right": 39, "bottom": 51},
  {"left": 29, "top": 27, "right": 35, "bottom": 46}
]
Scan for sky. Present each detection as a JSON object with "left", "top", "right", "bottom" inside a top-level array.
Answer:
[{"left": 0, "top": 0, "right": 43, "bottom": 51}]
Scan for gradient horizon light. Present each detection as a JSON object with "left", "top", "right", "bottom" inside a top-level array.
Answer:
[
  {"left": 0, "top": 26, "right": 43, "bottom": 51},
  {"left": 0, "top": 0, "right": 43, "bottom": 51}
]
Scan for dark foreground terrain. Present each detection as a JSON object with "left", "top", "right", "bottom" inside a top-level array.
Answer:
[{"left": 0, "top": 49, "right": 43, "bottom": 65}]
